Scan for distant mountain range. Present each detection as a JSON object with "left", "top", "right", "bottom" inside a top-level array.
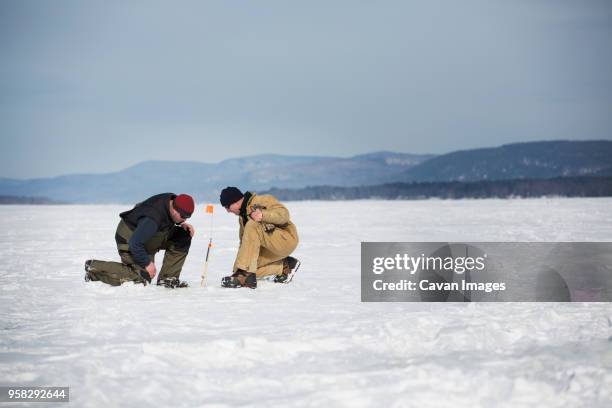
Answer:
[
  {"left": 0, "top": 140, "right": 610, "bottom": 203},
  {"left": 0, "top": 152, "right": 433, "bottom": 203},
  {"left": 403, "top": 140, "right": 612, "bottom": 182}
]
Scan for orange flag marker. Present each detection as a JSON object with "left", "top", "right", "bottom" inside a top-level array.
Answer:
[{"left": 200, "top": 204, "right": 215, "bottom": 287}]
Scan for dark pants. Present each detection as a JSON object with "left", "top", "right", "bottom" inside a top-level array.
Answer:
[{"left": 87, "top": 220, "right": 191, "bottom": 286}]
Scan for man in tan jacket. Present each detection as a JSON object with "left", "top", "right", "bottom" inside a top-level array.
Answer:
[{"left": 220, "top": 186, "right": 299, "bottom": 289}]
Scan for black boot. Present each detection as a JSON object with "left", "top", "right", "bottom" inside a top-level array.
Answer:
[
  {"left": 157, "top": 277, "right": 189, "bottom": 288},
  {"left": 221, "top": 269, "right": 257, "bottom": 289},
  {"left": 84, "top": 260, "right": 94, "bottom": 282},
  {"left": 274, "top": 256, "right": 300, "bottom": 283}
]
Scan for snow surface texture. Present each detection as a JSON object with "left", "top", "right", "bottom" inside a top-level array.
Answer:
[{"left": 1, "top": 198, "right": 611, "bottom": 408}]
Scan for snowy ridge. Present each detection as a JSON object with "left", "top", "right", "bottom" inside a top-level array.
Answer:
[{"left": 1, "top": 199, "right": 612, "bottom": 407}]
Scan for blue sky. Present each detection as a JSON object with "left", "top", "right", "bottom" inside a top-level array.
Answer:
[{"left": 1, "top": 0, "right": 611, "bottom": 178}]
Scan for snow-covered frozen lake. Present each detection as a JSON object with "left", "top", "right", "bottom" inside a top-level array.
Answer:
[{"left": 1, "top": 198, "right": 611, "bottom": 407}]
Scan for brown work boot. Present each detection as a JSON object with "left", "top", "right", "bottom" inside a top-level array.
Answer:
[
  {"left": 221, "top": 269, "right": 257, "bottom": 289},
  {"left": 274, "top": 256, "right": 300, "bottom": 283}
]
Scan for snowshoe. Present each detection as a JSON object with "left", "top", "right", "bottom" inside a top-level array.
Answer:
[
  {"left": 274, "top": 256, "right": 300, "bottom": 283},
  {"left": 221, "top": 270, "right": 257, "bottom": 289},
  {"left": 157, "top": 277, "right": 189, "bottom": 288}
]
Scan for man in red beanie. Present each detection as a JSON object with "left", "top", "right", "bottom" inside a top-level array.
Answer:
[{"left": 85, "top": 193, "right": 196, "bottom": 288}]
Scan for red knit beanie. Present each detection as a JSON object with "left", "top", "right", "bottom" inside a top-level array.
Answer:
[{"left": 174, "top": 194, "right": 195, "bottom": 218}]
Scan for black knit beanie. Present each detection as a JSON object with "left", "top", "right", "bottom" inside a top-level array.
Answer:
[{"left": 220, "top": 187, "right": 244, "bottom": 208}]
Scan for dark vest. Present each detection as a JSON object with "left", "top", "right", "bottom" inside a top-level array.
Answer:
[{"left": 120, "top": 193, "right": 177, "bottom": 232}]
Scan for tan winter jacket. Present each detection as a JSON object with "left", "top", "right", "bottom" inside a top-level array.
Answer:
[{"left": 238, "top": 193, "right": 297, "bottom": 241}]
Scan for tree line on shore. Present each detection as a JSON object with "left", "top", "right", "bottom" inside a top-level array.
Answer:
[
  {"left": 2, "top": 176, "right": 610, "bottom": 204},
  {"left": 262, "top": 176, "right": 612, "bottom": 201}
]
